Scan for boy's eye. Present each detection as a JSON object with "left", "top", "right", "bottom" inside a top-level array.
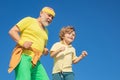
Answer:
[{"left": 72, "top": 34, "right": 75, "bottom": 37}]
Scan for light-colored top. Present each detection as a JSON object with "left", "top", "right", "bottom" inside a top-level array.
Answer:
[
  {"left": 50, "top": 42, "right": 78, "bottom": 73},
  {"left": 17, "top": 17, "right": 48, "bottom": 57}
]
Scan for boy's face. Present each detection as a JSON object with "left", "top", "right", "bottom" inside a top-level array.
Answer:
[{"left": 63, "top": 31, "right": 75, "bottom": 44}]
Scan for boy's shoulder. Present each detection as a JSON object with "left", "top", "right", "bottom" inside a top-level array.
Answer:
[
  {"left": 53, "top": 42, "right": 61, "bottom": 45},
  {"left": 52, "top": 42, "right": 64, "bottom": 47}
]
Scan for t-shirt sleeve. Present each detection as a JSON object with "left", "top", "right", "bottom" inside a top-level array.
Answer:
[
  {"left": 44, "top": 28, "right": 48, "bottom": 46},
  {"left": 72, "top": 48, "right": 78, "bottom": 61},
  {"left": 16, "top": 17, "right": 33, "bottom": 32},
  {"left": 50, "top": 42, "right": 60, "bottom": 52}
]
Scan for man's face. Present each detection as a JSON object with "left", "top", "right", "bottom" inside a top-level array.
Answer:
[{"left": 40, "top": 12, "right": 54, "bottom": 27}]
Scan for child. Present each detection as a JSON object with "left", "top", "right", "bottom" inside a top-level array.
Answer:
[{"left": 50, "top": 26, "right": 88, "bottom": 80}]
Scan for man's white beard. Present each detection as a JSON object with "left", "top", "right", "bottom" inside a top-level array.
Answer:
[
  {"left": 42, "top": 21, "right": 49, "bottom": 27},
  {"left": 41, "top": 17, "right": 49, "bottom": 27}
]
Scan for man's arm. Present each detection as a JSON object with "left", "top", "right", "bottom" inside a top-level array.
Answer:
[
  {"left": 8, "top": 25, "right": 20, "bottom": 43},
  {"left": 9, "top": 25, "right": 33, "bottom": 49}
]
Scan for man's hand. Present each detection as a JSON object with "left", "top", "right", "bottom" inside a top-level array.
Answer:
[
  {"left": 43, "top": 48, "right": 49, "bottom": 55},
  {"left": 23, "top": 41, "right": 33, "bottom": 49}
]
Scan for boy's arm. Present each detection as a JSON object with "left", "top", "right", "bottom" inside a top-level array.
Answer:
[
  {"left": 50, "top": 47, "right": 65, "bottom": 58},
  {"left": 73, "top": 51, "right": 88, "bottom": 64}
]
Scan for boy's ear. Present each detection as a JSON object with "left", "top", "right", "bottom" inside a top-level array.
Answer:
[{"left": 62, "top": 36, "right": 64, "bottom": 40}]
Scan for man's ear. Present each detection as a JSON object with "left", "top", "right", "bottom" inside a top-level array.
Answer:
[{"left": 40, "top": 11, "right": 44, "bottom": 17}]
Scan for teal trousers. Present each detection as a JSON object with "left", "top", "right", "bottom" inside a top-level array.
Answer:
[{"left": 52, "top": 72, "right": 74, "bottom": 80}]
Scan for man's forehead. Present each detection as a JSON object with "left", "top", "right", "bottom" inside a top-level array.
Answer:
[{"left": 41, "top": 7, "right": 55, "bottom": 17}]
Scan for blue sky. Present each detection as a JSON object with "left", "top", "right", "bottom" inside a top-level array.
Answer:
[{"left": 0, "top": 0, "right": 120, "bottom": 80}]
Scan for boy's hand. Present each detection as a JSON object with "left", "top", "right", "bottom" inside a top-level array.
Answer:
[
  {"left": 82, "top": 51, "right": 88, "bottom": 57},
  {"left": 58, "top": 46, "right": 65, "bottom": 52}
]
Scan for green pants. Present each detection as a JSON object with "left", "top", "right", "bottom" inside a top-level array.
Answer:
[{"left": 15, "top": 54, "right": 49, "bottom": 80}]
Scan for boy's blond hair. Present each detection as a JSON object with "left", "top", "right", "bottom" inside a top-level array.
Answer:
[{"left": 59, "top": 26, "right": 75, "bottom": 40}]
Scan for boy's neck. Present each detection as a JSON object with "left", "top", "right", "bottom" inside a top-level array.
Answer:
[{"left": 61, "top": 40, "right": 71, "bottom": 45}]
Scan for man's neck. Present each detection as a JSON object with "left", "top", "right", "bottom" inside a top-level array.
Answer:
[{"left": 37, "top": 18, "right": 45, "bottom": 30}]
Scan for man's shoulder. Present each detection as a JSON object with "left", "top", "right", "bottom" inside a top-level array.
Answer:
[{"left": 22, "top": 16, "right": 36, "bottom": 21}]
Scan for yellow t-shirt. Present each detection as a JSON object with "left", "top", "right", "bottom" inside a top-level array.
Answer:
[
  {"left": 50, "top": 42, "right": 78, "bottom": 73},
  {"left": 17, "top": 17, "right": 48, "bottom": 57}
]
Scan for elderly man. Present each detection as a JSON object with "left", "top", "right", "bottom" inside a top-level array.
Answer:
[{"left": 8, "top": 7, "right": 55, "bottom": 80}]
